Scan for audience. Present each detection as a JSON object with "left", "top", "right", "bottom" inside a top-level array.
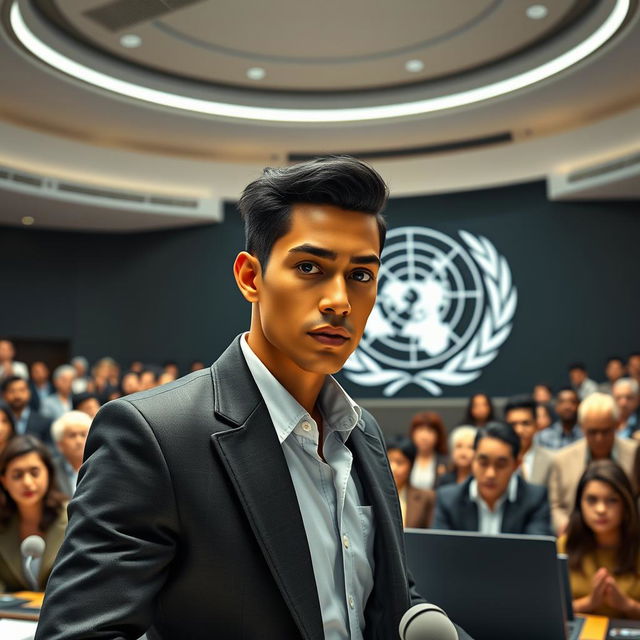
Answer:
[
  {"left": 51, "top": 411, "right": 91, "bottom": 497},
  {"left": 41, "top": 365, "right": 76, "bottom": 421},
  {"left": 70, "top": 356, "right": 90, "bottom": 394},
  {"left": 533, "top": 384, "right": 554, "bottom": 405},
  {"left": 28, "top": 361, "right": 53, "bottom": 412},
  {"left": 433, "top": 422, "right": 552, "bottom": 535},
  {"left": 629, "top": 353, "right": 640, "bottom": 387},
  {"left": 0, "top": 408, "right": 15, "bottom": 455},
  {"left": 548, "top": 393, "right": 638, "bottom": 534},
  {"left": 0, "top": 436, "right": 67, "bottom": 591},
  {"left": 504, "top": 396, "right": 554, "bottom": 487},
  {"left": 437, "top": 426, "right": 477, "bottom": 487},
  {"left": 72, "top": 392, "right": 101, "bottom": 419},
  {"left": 139, "top": 368, "right": 160, "bottom": 391},
  {"left": 1, "top": 376, "right": 51, "bottom": 443},
  {"left": 386, "top": 435, "right": 435, "bottom": 529},
  {"left": 89, "top": 357, "right": 118, "bottom": 403},
  {"left": 558, "top": 460, "right": 640, "bottom": 619},
  {"left": 190, "top": 360, "right": 206, "bottom": 372},
  {"left": 408, "top": 411, "right": 449, "bottom": 490},
  {"left": 599, "top": 356, "right": 626, "bottom": 394},
  {"left": 612, "top": 378, "right": 640, "bottom": 439},
  {"left": 120, "top": 371, "right": 141, "bottom": 396},
  {"left": 0, "top": 340, "right": 28, "bottom": 382},
  {"left": 569, "top": 363, "right": 598, "bottom": 400},
  {"left": 536, "top": 387, "right": 582, "bottom": 450},
  {"left": 463, "top": 393, "right": 495, "bottom": 428},
  {"left": 535, "top": 402, "right": 554, "bottom": 432}
]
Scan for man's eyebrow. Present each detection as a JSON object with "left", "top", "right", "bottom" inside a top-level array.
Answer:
[{"left": 289, "top": 244, "right": 380, "bottom": 266}]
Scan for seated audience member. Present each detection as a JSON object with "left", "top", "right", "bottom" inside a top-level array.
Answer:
[
  {"left": 72, "top": 392, "right": 101, "bottom": 419},
  {"left": 0, "top": 436, "right": 67, "bottom": 592},
  {"left": 386, "top": 435, "right": 435, "bottom": 529},
  {"left": 533, "top": 383, "right": 554, "bottom": 406},
  {"left": 89, "top": 358, "right": 118, "bottom": 403},
  {"left": 505, "top": 396, "right": 555, "bottom": 487},
  {"left": 0, "top": 408, "right": 15, "bottom": 455},
  {"left": 536, "top": 402, "right": 555, "bottom": 432},
  {"left": 70, "top": 356, "right": 90, "bottom": 394},
  {"left": 408, "top": 411, "right": 448, "bottom": 490},
  {"left": 158, "top": 372, "right": 176, "bottom": 386},
  {"left": 51, "top": 411, "right": 91, "bottom": 497},
  {"left": 558, "top": 460, "right": 640, "bottom": 619},
  {"left": 28, "top": 361, "right": 53, "bottom": 412},
  {"left": 1, "top": 376, "right": 51, "bottom": 444},
  {"left": 120, "top": 371, "right": 140, "bottom": 396},
  {"left": 569, "top": 363, "right": 599, "bottom": 400},
  {"left": 599, "top": 356, "right": 627, "bottom": 394},
  {"left": 139, "top": 368, "right": 160, "bottom": 391},
  {"left": 437, "top": 426, "right": 477, "bottom": 487},
  {"left": 628, "top": 353, "right": 640, "bottom": 387},
  {"left": 536, "top": 387, "right": 582, "bottom": 450},
  {"left": 163, "top": 361, "right": 180, "bottom": 380},
  {"left": 190, "top": 360, "right": 205, "bottom": 372},
  {"left": 41, "top": 365, "right": 76, "bottom": 421},
  {"left": 0, "top": 340, "right": 28, "bottom": 382},
  {"left": 433, "top": 422, "right": 552, "bottom": 535},
  {"left": 549, "top": 393, "right": 638, "bottom": 534},
  {"left": 464, "top": 392, "right": 495, "bottom": 428},
  {"left": 612, "top": 378, "right": 640, "bottom": 439}
]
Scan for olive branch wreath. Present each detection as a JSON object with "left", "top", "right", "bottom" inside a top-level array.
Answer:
[{"left": 343, "top": 230, "right": 517, "bottom": 396}]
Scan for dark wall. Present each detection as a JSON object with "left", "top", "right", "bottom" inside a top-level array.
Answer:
[{"left": 1, "top": 180, "right": 638, "bottom": 397}]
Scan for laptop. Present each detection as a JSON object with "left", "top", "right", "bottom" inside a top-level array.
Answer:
[{"left": 404, "top": 529, "right": 585, "bottom": 640}]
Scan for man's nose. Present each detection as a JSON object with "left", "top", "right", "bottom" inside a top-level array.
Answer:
[{"left": 319, "top": 276, "right": 351, "bottom": 316}]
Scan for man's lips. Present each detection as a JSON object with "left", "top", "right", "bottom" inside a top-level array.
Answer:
[{"left": 308, "top": 327, "right": 350, "bottom": 346}]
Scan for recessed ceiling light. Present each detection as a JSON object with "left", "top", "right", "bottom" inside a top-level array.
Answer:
[
  {"left": 405, "top": 59, "right": 424, "bottom": 73},
  {"left": 120, "top": 34, "right": 142, "bottom": 48},
  {"left": 526, "top": 5, "right": 549, "bottom": 19},
  {"left": 246, "top": 67, "right": 266, "bottom": 80},
  {"left": 21, "top": 216, "right": 34, "bottom": 226}
]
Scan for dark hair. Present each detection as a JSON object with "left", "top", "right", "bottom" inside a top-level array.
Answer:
[
  {"left": 386, "top": 435, "right": 417, "bottom": 467},
  {"left": 0, "top": 407, "right": 15, "bottom": 438},
  {"left": 566, "top": 460, "right": 639, "bottom": 576},
  {"left": 409, "top": 411, "right": 448, "bottom": 455},
  {"left": 464, "top": 393, "right": 496, "bottom": 426},
  {"left": 72, "top": 392, "right": 100, "bottom": 410},
  {"left": 0, "top": 375, "right": 27, "bottom": 395},
  {"left": 629, "top": 352, "right": 640, "bottom": 359},
  {"left": 504, "top": 395, "right": 536, "bottom": 421},
  {"left": 474, "top": 421, "right": 521, "bottom": 459},
  {"left": 556, "top": 386, "right": 579, "bottom": 402},
  {"left": 237, "top": 156, "right": 388, "bottom": 269},
  {"left": 568, "top": 362, "right": 587, "bottom": 372},
  {"left": 0, "top": 435, "right": 66, "bottom": 531},
  {"left": 606, "top": 356, "right": 625, "bottom": 366},
  {"left": 534, "top": 383, "right": 553, "bottom": 394}
]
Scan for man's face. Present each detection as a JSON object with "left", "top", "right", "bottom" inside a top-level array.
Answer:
[
  {"left": 582, "top": 410, "right": 616, "bottom": 459},
  {"left": 472, "top": 437, "right": 517, "bottom": 506},
  {"left": 3, "top": 379, "right": 30, "bottom": 412},
  {"left": 613, "top": 383, "right": 639, "bottom": 420},
  {"left": 0, "top": 341, "right": 14, "bottom": 361},
  {"left": 556, "top": 390, "right": 579, "bottom": 422},
  {"left": 569, "top": 368, "right": 586, "bottom": 386},
  {"left": 31, "top": 361, "right": 49, "bottom": 385},
  {"left": 629, "top": 356, "right": 640, "bottom": 377},
  {"left": 58, "top": 424, "right": 90, "bottom": 466},
  {"left": 506, "top": 408, "right": 537, "bottom": 450},
  {"left": 77, "top": 398, "right": 101, "bottom": 419},
  {"left": 55, "top": 371, "right": 75, "bottom": 396},
  {"left": 247, "top": 204, "right": 380, "bottom": 375},
  {"left": 606, "top": 360, "right": 625, "bottom": 383}
]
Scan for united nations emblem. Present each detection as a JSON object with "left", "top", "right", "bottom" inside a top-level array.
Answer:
[{"left": 343, "top": 227, "right": 517, "bottom": 396}]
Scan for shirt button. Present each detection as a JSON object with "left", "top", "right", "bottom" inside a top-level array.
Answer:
[
  {"left": 301, "top": 421, "right": 312, "bottom": 432},
  {"left": 342, "top": 534, "right": 350, "bottom": 549},
  {"left": 348, "top": 595, "right": 355, "bottom": 609}
]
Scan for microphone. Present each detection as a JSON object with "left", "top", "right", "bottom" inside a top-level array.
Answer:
[
  {"left": 399, "top": 603, "right": 459, "bottom": 640},
  {"left": 20, "top": 535, "right": 45, "bottom": 591}
]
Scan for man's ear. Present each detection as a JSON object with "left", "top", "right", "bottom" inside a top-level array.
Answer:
[{"left": 233, "top": 251, "right": 261, "bottom": 303}]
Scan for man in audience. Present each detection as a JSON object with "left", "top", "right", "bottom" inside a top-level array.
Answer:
[
  {"left": 1, "top": 376, "right": 51, "bottom": 443},
  {"left": 433, "top": 422, "right": 552, "bottom": 535},
  {"left": 504, "top": 396, "right": 554, "bottom": 487},
  {"left": 536, "top": 387, "right": 582, "bottom": 450},
  {"left": 42, "top": 365, "right": 76, "bottom": 420},
  {"left": 548, "top": 392, "right": 638, "bottom": 534},
  {"left": 139, "top": 368, "right": 159, "bottom": 391},
  {"left": 629, "top": 353, "right": 640, "bottom": 386},
  {"left": 51, "top": 410, "right": 92, "bottom": 497},
  {"left": 0, "top": 339, "right": 28, "bottom": 381},
  {"left": 190, "top": 360, "right": 205, "bottom": 372},
  {"left": 612, "top": 378, "right": 640, "bottom": 438},
  {"left": 72, "top": 392, "right": 101, "bottom": 419},
  {"left": 599, "top": 356, "right": 626, "bottom": 394},
  {"left": 569, "top": 362, "right": 598, "bottom": 400},
  {"left": 71, "top": 356, "right": 90, "bottom": 393},
  {"left": 29, "top": 361, "right": 53, "bottom": 412},
  {"left": 163, "top": 361, "right": 180, "bottom": 379}
]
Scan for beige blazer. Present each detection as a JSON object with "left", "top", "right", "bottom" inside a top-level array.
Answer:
[
  {"left": 0, "top": 508, "right": 67, "bottom": 592},
  {"left": 525, "top": 446, "right": 556, "bottom": 487},
  {"left": 548, "top": 437, "right": 638, "bottom": 534}
]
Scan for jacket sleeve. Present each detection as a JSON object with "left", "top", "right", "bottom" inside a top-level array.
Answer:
[
  {"left": 547, "top": 461, "right": 569, "bottom": 535},
  {"left": 523, "top": 487, "right": 553, "bottom": 536},
  {"left": 35, "top": 399, "right": 179, "bottom": 640}
]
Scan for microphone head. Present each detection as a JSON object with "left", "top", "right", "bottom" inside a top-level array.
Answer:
[
  {"left": 20, "top": 535, "right": 45, "bottom": 559},
  {"left": 399, "top": 603, "right": 459, "bottom": 640}
]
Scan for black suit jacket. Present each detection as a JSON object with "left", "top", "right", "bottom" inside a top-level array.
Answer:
[
  {"left": 433, "top": 475, "right": 552, "bottom": 536},
  {"left": 36, "top": 337, "right": 472, "bottom": 640},
  {"left": 25, "top": 409, "right": 52, "bottom": 445}
]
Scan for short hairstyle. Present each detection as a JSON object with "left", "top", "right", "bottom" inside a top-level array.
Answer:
[
  {"left": 474, "top": 421, "right": 521, "bottom": 459},
  {"left": 0, "top": 375, "right": 27, "bottom": 394},
  {"left": 53, "top": 364, "right": 75, "bottom": 381},
  {"left": 51, "top": 410, "right": 92, "bottom": 443},
  {"left": 237, "top": 156, "right": 388, "bottom": 269},
  {"left": 556, "top": 386, "right": 579, "bottom": 402},
  {"left": 409, "top": 411, "right": 448, "bottom": 455},
  {"left": 606, "top": 356, "right": 625, "bottom": 365},
  {"left": 448, "top": 425, "right": 477, "bottom": 452},
  {"left": 613, "top": 377, "right": 640, "bottom": 395},
  {"left": 385, "top": 434, "right": 417, "bottom": 467},
  {"left": 71, "top": 356, "right": 89, "bottom": 370},
  {"left": 504, "top": 395, "right": 537, "bottom": 420},
  {"left": 568, "top": 362, "right": 587, "bottom": 372},
  {"left": 578, "top": 392, "right": 619, "bottom": 424},
  {"left": 72, "top": 392, "right": 100, "bottom": 411}
]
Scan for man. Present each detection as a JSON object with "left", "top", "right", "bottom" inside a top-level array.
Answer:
[
  {"left": 36, "top": 157, "right": 472, "bottom": 640},
  {"left": 536, "top": 387, "right": 582, "bottom": 450},
  {"left": 72, "top": 392, "right": 101, "bottom": 419},
  {"left": 433, "top": 422, "right": 551, "bottom": 536},
  {"left": 568, "top": 362, "right": 598, "bottom": 400},
  {"left": 0, "top": 339, "right": 28, "bottom": 381},
  {"left": 51, "top": 410, "right": 91, "bottom": 497},
  {"left": 504, "top": 396, "right": 554, "bottom": 487},
  {"left": 628, "top": 352, "right": 640, "bottom": 386},
  {"left": 612, "top": 377, "right": 640, "bottom": 439},
  {"left": 41, "top": 364, "right": 76, "bottom": 420},
  {"left": 599, "top": 356, "right": 626, "bottom": 394},
  {"left": 1, "top": 376, "right": 51, "bottom": 443},
  {"left": 548, "top": 392, "right": 638, "bottom": 534},
  {"left": 71, "top": 356, "right": 90, "bottom": 393},
  {"left": 28, "top": 360, "right": 53, "bottom": 412}
]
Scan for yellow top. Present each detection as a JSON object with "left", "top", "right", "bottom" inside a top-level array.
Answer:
[{"left": 558, "top": 535, "right": 640, "bottom": 618}]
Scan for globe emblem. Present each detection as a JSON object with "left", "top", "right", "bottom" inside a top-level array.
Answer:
[{"left": 359, "top": 227, "right": 485, "bottom": 370}]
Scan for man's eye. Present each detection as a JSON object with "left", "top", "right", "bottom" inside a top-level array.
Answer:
[
  {"left": 351, "top": 270, "right": 373, "bottom": 282},
  {"left": 297, "top": 262, "right": 320, "bottom": 274}
]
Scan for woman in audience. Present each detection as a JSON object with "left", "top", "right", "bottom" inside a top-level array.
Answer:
[
  {"left": 386, "top": 435, "right": 435, "bottom": 528},
  {"left": 533, "top": 383, "right": 554, "bottom": 405},
  {"left": 463, "top": 393, "right": 495, "bottom": 428},
  {"left": 536, "top": 402, "right": 555, "bottom": 432},
  {"left": 558, "top": 460, "right": 640, "bottom": 618},
  {"left": 0, "top": 408, "right": 16, "bottom": 455},
  {"left": 437, "top": 425, "right": 477, "bottom": 487},
  {"left": 0, "top": 435, "right": 67, "bottom": 592},
  {"left": 408, "top": 411, "right": 448, "bottom": 490}
]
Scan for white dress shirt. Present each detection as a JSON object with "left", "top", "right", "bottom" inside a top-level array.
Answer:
[{"left": 469, "top": 475, "right": 518, "bottom": 535}]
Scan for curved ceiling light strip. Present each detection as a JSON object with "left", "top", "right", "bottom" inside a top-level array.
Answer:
[{"left": 9, "top": 0, "right": 631, "bottom": 123}]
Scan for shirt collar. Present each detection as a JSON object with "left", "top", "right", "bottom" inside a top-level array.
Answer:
[
  {"left": 469, "top": 474, "right": 518, "bottom": 506},
  {"left": 240, "top": 333, "right": 363, "bottom": 445}
]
